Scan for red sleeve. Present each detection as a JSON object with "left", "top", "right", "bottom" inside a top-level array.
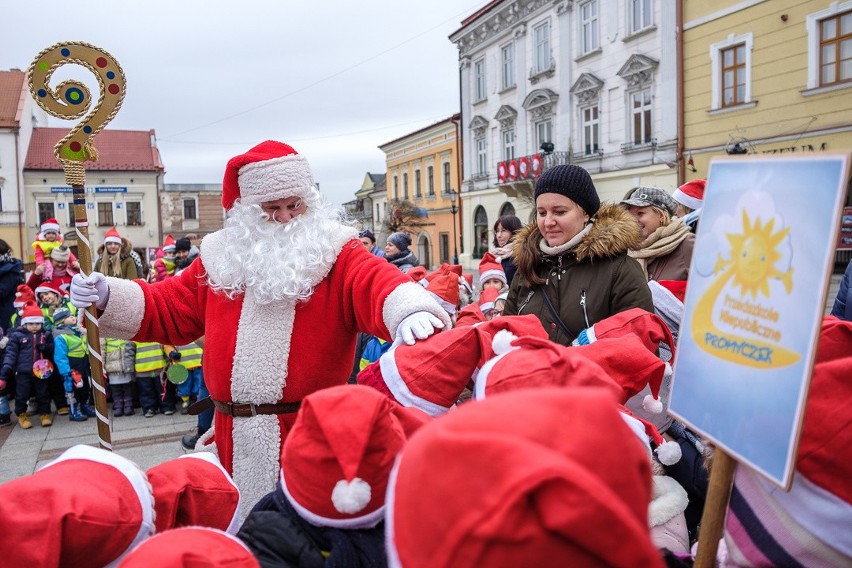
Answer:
[{"left": 132, "top": 258, "right": 208, "bottom": 345}]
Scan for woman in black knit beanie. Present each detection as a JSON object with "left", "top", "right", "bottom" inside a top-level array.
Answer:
[{"left": 504, "top": 165, "right": 653, "bottom": 346}]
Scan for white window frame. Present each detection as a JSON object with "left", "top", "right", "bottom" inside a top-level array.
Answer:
[
  {"left": 125, "top": 200, "right": 143, "bottom": 226},
  {"left": 806, "top": 2, "right": 852, "bottom": 89},
  {"left": 710, "top": 33, "right": 754, "bottom": 110},
  {"left": 37, "top": 202, "right": 56, "bottom": 227},
  {"left": 581, "top": 104, "right": 600, "bottom": 155},
  {"left": 476, "top": 137, "right": 488, "bottom": 177},
  {"left": 96, "top": 201, "right": 115, "bottom": 227},
  {"left": 474, "top": 57, "right": 487, "bottom": 101},
  {"left": 628, "top": 87, "right": 653, "bottom": 145},
  {"left": 442, "top": 161, "right": 452, "bottom": 193},
  {"left": 501, "top": 42, "right": 515, "bottom": 89},
  {"left": 580, "top": 1, "right": 600, "bottom": 55},
  {"left": 534, "top": 119, "right": 553, "bottom": 150},
  {"left": 629, "top": 0, "right": 653, "bottom": 34},
  {"left": 502, "top": 130, "right": 515, "bottom": 161},
  {"left": 533, "top": 21, "right": 551, "bottom": 73}
]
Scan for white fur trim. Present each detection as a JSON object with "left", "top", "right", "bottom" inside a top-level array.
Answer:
[
  {"left": 382, "top": 281, "right": 453, "bottom": 339},
  {"left": 471, "top": 350, "right": 512, "bottom": 400},
  {"left": 238, "top": 154, "right": 314, "bottom": 206},
  {"left": 45, "top": 445, "right": 154, "bottom": 566},
  {"left": 98, "top": 278, "right": 145, "bottom": 339},
  {"left": 35, "top": 285, "right": 56, "bottom": 295},
  {"left": 41, "top": 221, "right": 61, "bottom": 233},
  {"left": 649, "top": 475, "right": 689, "bottom": 526},
  {"left": 479, "top": 301, "right": 495, "bottom": 313},
  {"left": 643, "top": 394, "right": 664, "bottom": 414},
  {"left": 619, "top": 412, "right": 654, "bottom": 459},
  {"left": 672, "top": 188, "right": 702, "bottom": 211},
  {"left": 104, "top": 236, "right": 122, "bottom": 244},
  {"left": 380, "top": 342, "right": 451, "bottom": 417},
  {"left": 479, "top": 268, "right": 506, "bottom": 285},
  {"left": 655, "top": 440, "right": 683, "bottom": 466},
  {"left": 427, "top": 292, "right": 457, "bottom": 316},
  {"left": 491, "top": 330, "right": 518, "bottom": 355},
  {"left": 177, "top": 453, "right": 242, "bottom": 535},
  {"left": 332, "top": 477, "right": 372, "bottom": 514},
  {"left": 21, "top": 316, "right": 44, "bottom": 324},
  {"left": 280, "top": 470, "right": 385, "bottom": 529},
  {"left": 229, "top": 291, "right": 294, "bottom": 517}
]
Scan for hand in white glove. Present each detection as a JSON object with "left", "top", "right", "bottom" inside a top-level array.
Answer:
[
  {"left": 396, "top": 311, "right": 445, "bottom": 345},
  {"left": 70, "top": 272, "right": 110, "bottom": 310}
]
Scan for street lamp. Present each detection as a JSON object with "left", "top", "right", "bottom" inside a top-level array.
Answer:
[{"left": 450, "top": 189, "right": 459, "bottom": 264}]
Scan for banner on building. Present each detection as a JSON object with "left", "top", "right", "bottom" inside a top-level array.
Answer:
[{"left": 669, "top": 153, "right": 851, "bottom": 488}]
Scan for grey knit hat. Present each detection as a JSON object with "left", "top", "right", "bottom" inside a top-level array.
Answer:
[
  {"left": 52, "top": 307, "right": 74, "bottom": 326},
  {"left": 387, "top": 232, "right": 412, "bottom": 252},
  {"left": 533, "top": 165, "right": 601, "bottom": 216},
  {"left": 621, "top": 187, "right": 677, "bottom": 216}
]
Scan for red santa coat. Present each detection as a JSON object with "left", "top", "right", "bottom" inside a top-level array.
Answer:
[{"left": 99, "top": 233, "right": 450, "bottom": 509}]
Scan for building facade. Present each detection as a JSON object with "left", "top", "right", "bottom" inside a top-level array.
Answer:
[
  {"left": 159, "top": 183, "right": 224, "bottom": 262},
  {"left": 450, "top": 0, "right": 679, "bottom": 268},
  {"left": 23, "top": 128, "right": 164, "bottom": 267},
  {"left": 344, "top": 172, "right": 386, "bottom": 241},
  {"left": 0, "top": 69, "right": 48, "bottom": 258},
  {"left": 683, "top": 0, "right": 852, "bottom": 262},
  {"left": 379, "top": 115, "right": 462, "bottom": 270}
]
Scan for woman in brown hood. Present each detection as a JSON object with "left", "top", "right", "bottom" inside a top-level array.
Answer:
[
  {"left": 94, "top": 227, "right": 138, "bottom": 280},
  {"left": 504, "top": 165, "right": 654, "bottom": 346}
]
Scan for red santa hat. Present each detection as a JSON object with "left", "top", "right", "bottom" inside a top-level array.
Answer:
[
  {"left": 280, "top": 385, "right": 428, "bottom": 529},
  {"left": 796, "top": 316, "right": 852, "bottom": 504},
  {"left": 618, "top": 405, "right": 682, "bottom": 465},
  {"left": 648, "top": 280, "right": 687, "bottom": 340},
  {"left": 425, "top": 271, "right": 460, "bottom": 315},
  {"left": 35, "top": 279, "right": 64, "bottom": 299},
  {"left": 104, "top": 226, "right": 123, "bottom": 245},
  {"left": 380, "top": 315, "right": 548, "bottom": 415},
  {"left": 407, "top": 265, "right": 428, "bottom": 285},
  {"left": 385, "top": 388, "right": 664, "bottom": 568},
  {"left": 478, "top": 287, "right": 500, "bottom": 314},
  {"left": 473, "top": 334, "right": 623, "bottom": 403},
  {"left": 672, "top": 179, "right": 706, "bottom": 211},
  {"left": 161, "top": 234, "right": 176, "bottom": 253},
  {"left": 40, "top": 217, "right": 61, "bottom": 234},
  {"left": 460, "top": 272, "right": 474, "bottom": 295},
  {"left": 117, "top": 527, "right": 259, "bottom": 568},
  {"left": 20, "top": 301, "right": 44, "bottom": 325},
  {"left": 478, "top": 252, "right": 506, "bottom": 287},
  {"left": 146, "top": 453, "right": 241, "bottom": 534},
  {"left": 455, "top": 303, "right": 486, "bottom": 327},
  {"left": 13, "top": 284, "right": 36, "bottom": 308},
  {"left": 221, "top": 140, "right": 315, "bottom": 211},
  {"left": 425, "top": 263, "right": 462, "bottom": 281},
  {"left": 0, "top": 445, "right": 154, "bottom": 567}
]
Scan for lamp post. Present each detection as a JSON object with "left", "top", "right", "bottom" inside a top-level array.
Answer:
[{"left": 450, "top": 189, "right": 459, "bottom": 264}]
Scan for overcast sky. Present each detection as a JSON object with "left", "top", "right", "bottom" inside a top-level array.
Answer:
[{"left": 3, "top": 1, "right": 482, "bottom": 206}]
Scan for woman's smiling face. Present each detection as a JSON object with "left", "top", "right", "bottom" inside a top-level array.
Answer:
[{"left": 536, "top": 193, "right": 590, "bottom": 247}]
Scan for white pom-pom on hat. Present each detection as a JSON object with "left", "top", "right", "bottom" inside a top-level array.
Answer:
[
  {"left": 655, "top": 440, "right": 682, "bottom": 466},
  {"left": 491, "top": 329, "right": 519, "bottom": 355},
  {"left": 331, "top": 477, "right": 372, "bottom": 514},
  {"left": 643, "top": 394, "right": 664, "bottom": 414}
]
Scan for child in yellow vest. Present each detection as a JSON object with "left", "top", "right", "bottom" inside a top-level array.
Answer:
[
  {"left": 133, "top": 341, "right": 174, "bottom": 417},
  {"left": 31, "top": 219, "right": 79, "bottom": 282},
  {"left": 164, "top": 342, "right": 203, "bottom": 414}
]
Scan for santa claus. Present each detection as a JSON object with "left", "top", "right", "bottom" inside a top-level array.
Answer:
[{"left": 70, "top": 141, "right": 451, "bottom": 510}]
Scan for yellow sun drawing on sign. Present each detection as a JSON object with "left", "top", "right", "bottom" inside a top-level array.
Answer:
[
  {"left": 714, "top": 210, "right": 794, "bottom": 298},
  {"left": 694, "top": 208, "right": 799, "bottom": 368}
]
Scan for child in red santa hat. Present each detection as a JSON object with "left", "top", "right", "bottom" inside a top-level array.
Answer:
[{"left": 31, "top": 218, "right": 80, "bottom": 282}]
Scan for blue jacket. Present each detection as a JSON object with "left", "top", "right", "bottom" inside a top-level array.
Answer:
[
  {"left": 830, "top": 260, "right": 852, "bottom": 321},
  {"left": 1, "top": 328, "right": 54, "bottom": 377}
]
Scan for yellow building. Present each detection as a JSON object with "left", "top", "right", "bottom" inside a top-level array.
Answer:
[
  {"left": 379, "top": 115, "right": 462, "bottom": 269},
  {"left": 683, "top": 1, "right": 852, "bottom": 197}
]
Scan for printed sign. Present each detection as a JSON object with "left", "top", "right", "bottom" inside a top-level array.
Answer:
[
  {"left": 669, "top": 154, "right": 850, "bottom": 487},
  {"left": 51, "top": 186, "right": 73, "bottom": 193},
  {"left": 95, "top": 186, "right": 127, "bottom": 193}
]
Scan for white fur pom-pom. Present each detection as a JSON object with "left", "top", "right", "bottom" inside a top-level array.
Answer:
[
  {"left": 643, "top": 394, "right": 664, "bottom": 414},
  {"left": 331, "top": 477, "right": 372, "bottom": 514},
  {"left": 491, "top": 329, "right": 519, "bottom": 355},
  {"left": 655, "top": 441, "right": 682, "bottom": 466}
]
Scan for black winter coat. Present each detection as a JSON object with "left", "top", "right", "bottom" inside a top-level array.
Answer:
[
  {"left": 1, "top": 328, "right": 53, "bottom": 377},
  {"left": 0, "top": 257, "right": 24, "bottom": 334}
]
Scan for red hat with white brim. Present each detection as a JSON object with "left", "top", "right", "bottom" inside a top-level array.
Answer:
[
  {"left": 672, "top": 179, "right": 706, "bottom": 211},
  {"left": 104, "top": 226, "right": 123, "bottom": 245},
  {"left": 117, "top": 527, "right": 259, "bottom": 568},
  {"left": 40, "top": 217, "right": 61, "bottom": 234},
  {"left": 221, "top": 140, "right": 315, "bottom": 211}
]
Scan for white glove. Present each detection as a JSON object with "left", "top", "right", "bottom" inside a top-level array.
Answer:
[
  {"left": 396, "top": 311, "right": 445, "bottom": 345},
  {"left": 70, "top": 272, "right": 110, "bottom": 310}
]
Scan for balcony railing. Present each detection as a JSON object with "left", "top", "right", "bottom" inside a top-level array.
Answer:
[
  {"left": 620, "top": 138, "right": 657, "bottom": 152},
  {"left": 495, "top": 151, "right": 571, "bottom": 184}
]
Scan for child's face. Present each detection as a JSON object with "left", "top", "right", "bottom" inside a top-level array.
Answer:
[
  {"left": 39, "top": 291, "right": 60, "bottom": 306},
  {"left": 44, "top": 231, "right": 58, "bottom": 242},
  {"left": 62, "top": 315, "right": 77, "bottom": 327},
  {"left": 24, "top": 322, "right": 42, "bottom": 333},
  {"left": 482, "top": 278, "right": 504, "bottom": 291}
]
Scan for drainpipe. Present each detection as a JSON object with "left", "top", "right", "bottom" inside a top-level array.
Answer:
[
  {"left": 676, "top": 0, "right": 685, "bottom": 186},
  {"left": 14, "top": 129, "right": 25, "bottom": 260}
]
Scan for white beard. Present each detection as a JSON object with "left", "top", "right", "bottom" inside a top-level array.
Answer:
[{"left": 205, "top": 191, "right": 358, "bottom": 305}]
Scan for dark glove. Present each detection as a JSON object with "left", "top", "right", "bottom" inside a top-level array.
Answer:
[{"left": 169, "top": 351, "right": 181, "bottom": 361}]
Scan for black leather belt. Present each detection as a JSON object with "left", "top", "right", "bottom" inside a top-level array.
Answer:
[{"left": 187, "top": 397, "right": 301, "bottom": 417}]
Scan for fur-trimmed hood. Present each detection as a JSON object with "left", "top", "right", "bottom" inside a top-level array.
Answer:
[
  {"left": 96, "top": 237, "right": 134, "bottom": 258},
  {"left": 513, "top": 203, "right": 643, "bottom": 264}
]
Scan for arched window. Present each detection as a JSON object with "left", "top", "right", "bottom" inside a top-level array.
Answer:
[
  {"left": 417, "top": 232, "right": 431, "bottom": 269},
  {"left": 499, "top": 202, "right": 516, "bottom": 217},
  {"left": 473, "top": 206, "right": 489, "bottom": 259}
]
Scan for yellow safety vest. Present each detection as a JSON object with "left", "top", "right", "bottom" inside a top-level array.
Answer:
[
  {"left": 61, "top": 333, "right": 88, "bottom": 358},
  {"left": 175, "top": 343, "right": 203, "bottom": 369},
  {"left": 134, "top": 342, "right": 167, "bottom": 374}
]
